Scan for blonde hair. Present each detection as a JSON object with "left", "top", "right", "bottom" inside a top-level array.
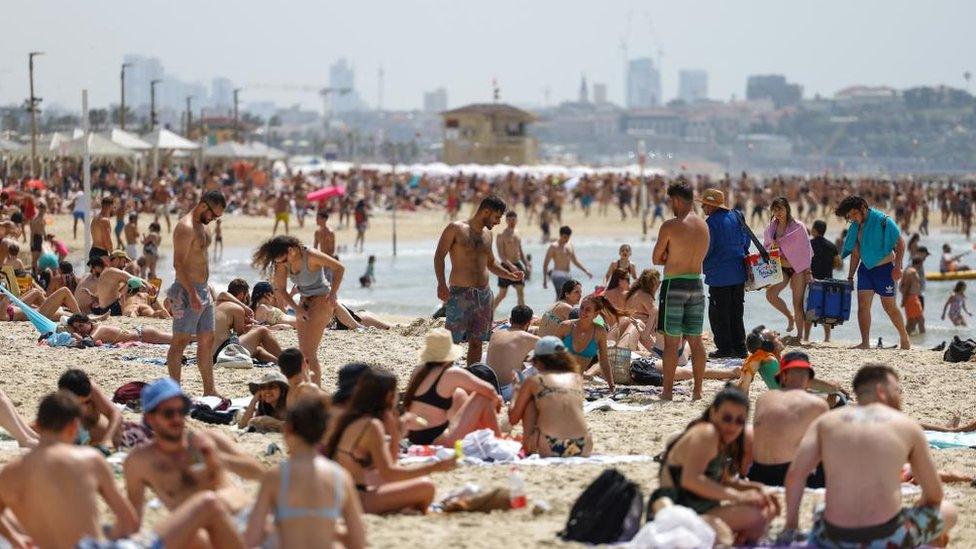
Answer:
[{"left": 627, "top": 269, "right": 661, "bottom": 301}]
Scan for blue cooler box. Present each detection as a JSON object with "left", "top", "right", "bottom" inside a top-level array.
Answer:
[{"left": 805, "top": 279, "right": 853, "bottom": 326}]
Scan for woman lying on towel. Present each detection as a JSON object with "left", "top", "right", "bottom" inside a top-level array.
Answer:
[{"left": 64, "top": 313, "right": 172, "bottom": 345}]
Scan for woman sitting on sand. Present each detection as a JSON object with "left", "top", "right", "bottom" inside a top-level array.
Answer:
[
  {"left": 0, "top": 286, "right": 81, "bottom": 322},
  {"left": 649, "top": 386, "right": 778, "bottom": 545},
  {"left": 626, "top": 269, "right": 661, "bottom": 349},
  {"left": 325, "top": 366, "right": 456, "bottom": 514},
  {"left": 64, "top": 313, "right": 172, "bottom": 345},
  {"left": 508, "top": 337, "right": 591, "bottom": 457},
  {"left": 536, "top": 279, "right": 582, "bottom": 337},
  {"left": 551, "top": 295, "right": 617, "bottom": 392},
  {"left": 403, "top": 328, "right": 503, "bottom": 446},
  {"left": 245, "top": 397, "right": 366, "bottom": 548},
  {"left": 122, "top": 279, "right": 170, "bottom": 319},
  {"left": 238, "top": 371, "right": 290, "bottom": 432},
  {"left": 251, "top": 281, "right": 296, "bottom": 329}
]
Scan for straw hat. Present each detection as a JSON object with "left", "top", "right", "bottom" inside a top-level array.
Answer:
[
  {"left": 698, "top": 188, "right": 728, "bottom": 210},
  {"left": 419, "top": 328, "right": 463, "bottom": 363},
  {"left": 248, "top": 370, "right": 289, "bottom": 395}
]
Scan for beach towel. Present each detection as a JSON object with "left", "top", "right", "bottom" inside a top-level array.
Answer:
[
  {"left": 0, "top": 283, "right": 57, "bottom": 335},
  {"left": 764, "top": 218, "right": 813, "bottom": 273},
  {"left": 841, "top": 208, "right": 899, "bottom": 268},
  {"left": 400, "top": 452, "right": 654, "bottom": 467},
  {"left": 925, "top": 431, "right": 976, "bottom": 449}
]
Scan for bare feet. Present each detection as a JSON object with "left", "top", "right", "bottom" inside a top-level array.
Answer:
[
  {"left": 849, "top": 342, "right": 870, "bottom": 349},
  {"left": 786, "top": 316, "right": 796, "bottom": 333},
  {"left": 659, "top": 391, "right": 673, "bottom": 401},
  {"left": 900, "top": 339, "right": 911, "bottom": 350},
  {"left": 691, "top": 392, "right": 703, "bottom": 401}
]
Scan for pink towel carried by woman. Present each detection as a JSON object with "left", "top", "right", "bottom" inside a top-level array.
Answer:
[{"left": 763, "top": 219, "right": 813, "bottom": 273}]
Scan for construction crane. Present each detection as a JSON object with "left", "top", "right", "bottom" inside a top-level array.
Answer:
[{"left": 246, "top": 83, "right": 352, "bottom": 119}]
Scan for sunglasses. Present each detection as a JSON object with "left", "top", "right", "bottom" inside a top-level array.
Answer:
[
  {"left": 156, "top": 405, "right": 190, "bottom": 419},
  {"left": 719, "top": 413, "right": 747, "bottom": 426}
]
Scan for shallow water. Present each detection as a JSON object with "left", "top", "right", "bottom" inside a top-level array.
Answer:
[{"left": 156, "top": 227, "right": 974, "bottom": 347}]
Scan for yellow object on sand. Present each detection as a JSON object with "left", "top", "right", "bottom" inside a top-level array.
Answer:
[{"left": 926, "top": 271, "right": 976, "bottom": 281}]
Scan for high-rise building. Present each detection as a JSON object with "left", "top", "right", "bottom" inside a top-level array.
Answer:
[
  {"left": 423, "top": 88, "right": 448, "bottom": 113},
  {"left": 329, "top": 58, "right": 365, "bottom": 113},
  {"left": 211, "top": 77, "right": 234, "bottom": 113},
  {"left": 678, "top": 70, "right": 708, "bottom": 103},
  {"left": 746, "top": 74, "right": 803, "bottom": 108},
  {"left": 578, "top": 75, "right": 589, "bottom": 103},
  {"left": 123, "top": 55, "right": 164, "bottom": 110},
  {"left": 593, "top": 83, "right": 608, "bottom": 104},
  {"left": 626, "top": 57, "right": 661, "bottom": 109}
]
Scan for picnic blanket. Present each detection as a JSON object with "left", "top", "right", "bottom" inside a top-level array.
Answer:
[{"left": 925, "top": 430, "right": 976, "bottom": 449}]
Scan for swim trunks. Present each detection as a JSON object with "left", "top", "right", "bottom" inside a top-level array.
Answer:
[
  {"left": 91, "top": 299, "right": 123, "bottom": 317},
  {"left": 166, "top": 282, "right": 215, "bottom": 334},
  {"left": 903, "top": 294, "right": 923, "bottom": 320},
  {"left": 499, "top": 260, "right": 525, "bottom": 288},
  {"left": 30, "top": 233, "right": 43, "bottom": 253},
  {"left": 73, "top": 210, "right": 85, "bottom": 221},
  {"left": 550, "top": 270, "right": 571, "bottom": 298},
  {"left": 444, "top": 286, "right": 493, "bottom": 344},
  {"left": 126, "top": 244, "right": 139, "bottom": 261},
  {"left": 857, "top": 262, "right": 896, "bottom": 297},
  {"left": 808, "top": 505, "right": 944, "bottom": 548},
  {"left": 213, "top": 334, "right": 240, "bottom": 364},
  {"left": 657, "top": 275, "right": 705, "bottom": 337},
  {"left": 114, "top": 219, "right": 125, "bottom": 236},
  {"left": 747, "top": 461, "right": 825, "bottom": 488},
  {"left": 275, "top": 212, "right": 289, "bottom": 223}
]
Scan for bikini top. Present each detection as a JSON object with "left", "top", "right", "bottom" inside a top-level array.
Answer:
[
  {"left": 336, "top": 423, "right": 373, "bottom": 469},
  {"left": 537, "top": 376, "right": 583, "bottom": 401},
  {"left": 413, "top": 366, "right": 453, "bottom": 410},
  {"left": 275, "top": 458, "right": 343, "bottom": 522},
  {"left": 563, "top": 323, "right": 599, "bottom": 359},
  {"left": 289, "top": 248, "right": 331, "bottom": 297}
]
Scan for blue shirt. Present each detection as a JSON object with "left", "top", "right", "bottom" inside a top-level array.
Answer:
[{"left": 703, "top": 209, "right": 750, "bottom": 287}]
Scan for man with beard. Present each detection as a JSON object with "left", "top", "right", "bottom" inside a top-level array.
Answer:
[
  {"left": 165, "top": 190, "right": 224, "bottom": 396},
  {"left": 124, "top": 378, "right": 263, "bottom": 542}
]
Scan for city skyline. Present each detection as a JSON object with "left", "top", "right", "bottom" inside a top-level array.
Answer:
[{"left": 0, "top": 0, "right": 973, "bottom": 114}]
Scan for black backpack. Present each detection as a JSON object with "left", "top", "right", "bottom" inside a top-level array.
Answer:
[
  {"left": 560, "top": 468, "right": 644, "bottom": 544},
  {"left": 944, "top": 336, "right": 976, "bottom": 363},
  {"left": 630, "top": 357, "right": 664, "bottom": 386}
]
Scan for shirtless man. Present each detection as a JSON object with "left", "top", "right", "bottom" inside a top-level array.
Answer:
[
  {"left": 783, "top": 364, "right": 956, "bottom": 547},
  {"left": 66, "top": 313, "right": 173, "bottom": 345},
  {"left": 747, "top": 352, "right": 829, "bottom": 488},
  {"left": 836, "top": 195, "right": 910, "bottom": 349},
  {"left": 435, "top": 195, "right": 524, "bottom": 365},
  {"left": 0, "top": 391, "right": 244, "bottom": 549},
  {"left": 900, "top": 255, "right": 926, "bottom": 335},
  {"left": 278, "top": 347, "right": 325, "bottom": 408},
  {"left": 83, "top": 256, "right": 151, "bottom": 316},
  {"left": 74, "top": 267, "right": 99, "bottom": 315},
  {"left": 57, "top": 369, "right": 123, "bottom": 450},
  {"left": 166, "top": 190, "right": 225, "bottom": 396},
  {"left": 89, "top": 196, "right": 115, "bottom": 262},
  {"left": 152, "top": 178, "right": 172, "bottom": 232},
  {"left": 28, "top": 201, "right": 46, "bottom": 272},
  {"left": 485, "top": 305, "right": 540, "bottom": 402},
  {"left": 652, "top": 180, "right": 710, "bottom": 400},
  {"left": 124, "top": 378, "right": 263, "bottom": 541},
  {"left": 214, "top": 279, "right": 282, "bottom": 364},
  {"left": 313, "top": 209, "right": 337, "bottom": 282},
  {"left": 493, "top": 210, "right": 531, "bottom": 311},
  {"left": 542, "top": 225, "right": 593, "bottom": 299},
  {"left": 273, "top": 192, "right": 290, "bottom": 235},
  {"left": 124, "top": 213, "right": 141, "bottom": 262}
]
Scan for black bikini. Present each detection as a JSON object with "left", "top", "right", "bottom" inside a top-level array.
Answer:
[
  {"left": 336, "top": 424, "right": 374, "bottom": 492},
  {"left": 407, "top": 367, "right": 452, "bottom": 445}
]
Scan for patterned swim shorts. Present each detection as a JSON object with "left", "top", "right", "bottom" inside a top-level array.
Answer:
[
  {"left": 445, "top": 286, "right": 493, "bottom": 344},
  {"left": 657, "top": 275, "right": 705, "bottom": 337},
  {"left": 809, "top": 505, "right": 945, "bottom": 548}
]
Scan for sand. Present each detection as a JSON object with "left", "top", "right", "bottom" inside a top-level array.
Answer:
[{"left": 2, "top": 314, "right": 976, "bottom": 547}]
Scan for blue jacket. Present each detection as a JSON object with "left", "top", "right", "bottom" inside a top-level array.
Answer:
[{"left": 703, "top": 209, "right": 750, "bottom": 287}]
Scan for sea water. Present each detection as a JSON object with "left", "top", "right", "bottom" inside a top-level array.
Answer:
[{"left": 157, "top": 227, "right": 974, "bottom": 347}]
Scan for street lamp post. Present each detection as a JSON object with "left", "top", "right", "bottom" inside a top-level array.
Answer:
[
  {"left": 120, "top": 62, "right": 132, "bottom": 130},
  {"left": 233, "top": 88, "right": 241, "bottom": 142},
  {"left": 149, "top": 79, "right": 162, "bottom": 131},
  {"left": 184, "top": 96, "right": 193, "bottom": 137},
  {"left": 27, "top": 51, "right": 44, "bottom": 177}
]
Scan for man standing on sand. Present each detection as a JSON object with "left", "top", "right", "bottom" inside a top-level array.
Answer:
[
  {"left": 542, "top": 225, "right": 592, "bottom": 299},
  {"left": 273, "top": 191, "right": 290, "bottom": 235},
  {"left": 747, "top": 351, "right": 829, "bottom": 488},
  {"left": 836, "top": 195, "right": 910, "bottom": 349},
  {"left": 123, "top": 212, "right": 140, "bottom": 262},
  {"left": 652, "top": 180, "right": 710, "bottom": 400},
  {"left": 485, "top": 305, "right": 540, "bottom": 402},
  {"left": 435, "top": 195, "right": 524, "bottom": 365},
  {"left": 783, "top": 364, "right": 956, "bottom": 546},
  {"left": 166, "top": 190, "right": 225, "bottom": 396},
  {"left": 28, "top": 201, "right": 47, "bottom": 272},
  {"left": 700, "top": 188, "right": 750, "bottom": 359},
  {"left": 89, "top": 196, "right": 115, "bottom": 261},
  {"left": 493, "top": 210, "right": 531, "bottom": 311}
]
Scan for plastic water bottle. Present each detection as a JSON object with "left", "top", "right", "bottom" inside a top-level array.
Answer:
[
  {"left": 407, "top": 445, "right": 436, "bottom": 457},
  {"left": 508, "top": 466, "right": 526, "bottom": 509}
]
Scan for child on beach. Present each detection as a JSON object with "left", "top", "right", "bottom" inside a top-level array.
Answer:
[
  {"left": 604, "top": 244, "right": 637, "bottom": 283},
  {"left": 900, "top": 256, "right": 925, "bottom": 334},
  {"left": 359, "top": 255, "right": 375, "bottom": 288},
  {"left": 942, "top": 281, "right": 972, "bottom": 326}
]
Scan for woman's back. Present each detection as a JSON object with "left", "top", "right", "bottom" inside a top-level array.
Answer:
[
  {"left": 332, "top": 417, "right": 377, "bottom": 482},
  {"left": 533, "top": 372, "right": 587, "bottom": 439},
  {"left": 538, "top": 302, "right": 571, "bottom": 337},
  {"left": 625, "top": 290, "right": 655, "bottom": 324},
  {"left": 274, "top": 456, "right": 346, "bottom": 547}
]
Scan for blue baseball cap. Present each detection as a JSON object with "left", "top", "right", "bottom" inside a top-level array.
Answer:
[
  {"left": 141, "top": 378, "right": 190, "bottom": 414},
  {"left": 535, "top": 336, "right": 566, "bottom": 357}
]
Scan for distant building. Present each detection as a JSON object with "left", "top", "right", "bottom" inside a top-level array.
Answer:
[
  {"left": 627, "top": 57, "right": 661, "bottom": 108},
  {"left": 678, "top": 70, "right": 708, "bottom": 103},
  {"left": 593, "top": 83, "right": 608, "bottom": 105},
  {"left": 441, "top": 103, "right": 537, "bottom": 165},
  {"left": 329, "top": 58, "right": 365, "bottom": 113},
  {"left": 211, "top": 77, "right": 234, "bottom": 113},
  {"left": 123, "top": 55, "right": 165, "bottom": 109},
  {"left": 578, "top": 75, "right": 589, "bottom": 103},
  {"left": 423, "top": 88, "right": 448, "bottom": 113},
  {"left": 735, "top": 133, "right": 793, "bottom": 158},
  {"left": 834, "top": 85, "right": 900, "bottom": 107},
  {"left": 746, "top": 75, "right": 803, "bottom": 108}
]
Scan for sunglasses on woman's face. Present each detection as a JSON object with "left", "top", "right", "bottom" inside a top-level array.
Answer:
[{"left": 719, "top": 413, "right": 746, "bottom": 426}]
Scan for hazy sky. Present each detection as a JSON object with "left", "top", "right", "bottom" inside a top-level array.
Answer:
[{"left": 1, "top": 0, "right": 973, "bottom": 113}]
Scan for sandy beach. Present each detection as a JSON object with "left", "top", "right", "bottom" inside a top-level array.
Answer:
[{"left": 2, "top": 307, "right": 976, "bottom": 546}]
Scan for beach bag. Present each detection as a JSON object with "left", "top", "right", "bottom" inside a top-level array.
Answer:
[
  {"left": 944, "top": 336, "right": 976, "bottom": 363},
  {"left": 560, "top": 468, "right": 644, "bottom": 544},
  {"left": 112, "top": 381, "right": 148, "bottom": 409},
  {"left": 609, "top": 346, "right": 634, "bottom": 384},
  {"left": 744, "top": 250, "right": 783, "bottom": 291},
  {"left": 216, "top": 343, "right": 253, "bottom": 369},
  {"left": 630, "top": 357, "right": 664, "bottom": 386}
]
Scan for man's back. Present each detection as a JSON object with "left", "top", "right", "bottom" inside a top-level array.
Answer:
[
  {"left": 486, "top": 329, "right": 538, "bottom": 384},
  {"left": 753, "top": 390, "right": 828, "bottom": 464},
  {"left": 0, "top": 444, "right": 103, "bottom": 548},
  {"left": 214, "top": 301, "right": 243, "bottom": 344}
]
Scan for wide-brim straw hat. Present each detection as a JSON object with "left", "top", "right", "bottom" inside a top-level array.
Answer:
[
  {"left": 248, "top": 370, "right": 289, "bottom": 395},
  {"left": 419, "top": 327, "right": 463, "bottom": 363},
  {"left": 697, "top": 188, "right": 728, "bottom": 210}
]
